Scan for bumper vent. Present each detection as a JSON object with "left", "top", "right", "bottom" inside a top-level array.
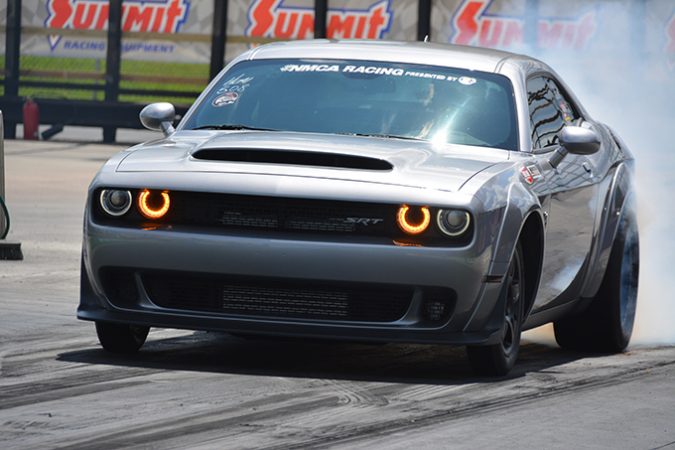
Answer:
[{"left": 142, "top": 271, "right": 413, "bottom": 323}]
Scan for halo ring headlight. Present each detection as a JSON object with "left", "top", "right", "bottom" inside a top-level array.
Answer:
[
  {"left": 100, "top": 189, "right": 132, "bottom": 217},
  {"left": 138, "top": 189, "right": 171, "bottom": 219},
  {"left": 397, "top": 204, "right": 431, "bottom": 235},
  {"left": 436, "top": 209, "right": 471, "bottom": 237}
]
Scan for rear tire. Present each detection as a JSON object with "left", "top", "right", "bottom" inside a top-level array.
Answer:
[
  {"left": 554, "top": 211, "right": 639, "bottom": 352},
  {"left": 467, "top": 242, "right": 525, "bottom": 376},
  {"left": 95, "top": 322, "right": 150, "bottom": 354}
]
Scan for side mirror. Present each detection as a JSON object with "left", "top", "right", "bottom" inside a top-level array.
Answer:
[
  {"left": 549, "top": 126, "right": 600, "bottom": 168},
  {"left": 140, "top": 102, "right": 176, "bottom": 136},
  {"left": 559, "top": 126, "right": 600, "bottom": 155}
]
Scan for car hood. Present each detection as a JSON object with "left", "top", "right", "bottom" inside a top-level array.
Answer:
[{"left": 116, "top": 131, "right": 510, "bottom": 193}]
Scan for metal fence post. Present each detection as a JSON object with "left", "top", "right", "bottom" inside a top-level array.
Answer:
[
  {"left": 417, "top": 0, "right": 432, "bottom": 41},
  {"left": 314, "top": 0, "right": 328, "bottom": 39},
  {"left": 0, "top": 111, "right": 5, "bottom": 234},
  {"left": 4, "top": 0, "right": 22, "bottom": 139},
  {"left": 209, "top": 0, "right": 229, "bottom": 81},
  {"left": 103, "top": 0, "right": 123, "bottom": 143}
]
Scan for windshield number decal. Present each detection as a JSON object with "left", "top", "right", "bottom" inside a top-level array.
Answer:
[{"left": 215, "top": 74, "right": 254, "bottom": 95}]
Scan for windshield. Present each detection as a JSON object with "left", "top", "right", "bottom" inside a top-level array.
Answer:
[{"left": 182, "top": 59, "right": 518, "bottom": 150}]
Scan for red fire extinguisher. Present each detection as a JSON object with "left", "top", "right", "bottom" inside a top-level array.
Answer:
[{"left": 23, "top": 98, "right": 40, "bottom": 140}]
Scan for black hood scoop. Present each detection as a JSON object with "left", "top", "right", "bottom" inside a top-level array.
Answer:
[{"left": 191, "top": 149, "right": 393, "bottom": 171}]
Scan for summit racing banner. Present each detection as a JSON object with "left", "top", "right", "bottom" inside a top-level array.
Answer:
[
  {"left": 44, "top": 0, "right": 190, "bottom": 50},
  {"left": 448, "top": 0, "right": 596, "bottom": 50},
  {"left": 430, "top": 0, "right": 674, "bottom": 75},
  {"left": 46, "top": 0, "right": 190, "bottom": 35},
  {"left": 224, "top": 0, "right": 417, "bottom": 68},
  {"left": 16, "top": 0, "right": 212, "bottom": 62},
  {"left": 246, "top": 0, "right": 392, "bottom": 40},
  {"left": 6, "top": 0, "right": 674, "bottom": 73},
  {"left": 14, "top": 0, "right": 417, "bottom": 62}
]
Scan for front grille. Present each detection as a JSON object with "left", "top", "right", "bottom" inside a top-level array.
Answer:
[
  {"left": 93, "top": 190, "right": 474, "bottom": 246},
  {"left": 173, "top": 193, "right": 392, "bottom": 236},
  {"left": 142, "top": 271, "right": 413, "bottom": 323}
]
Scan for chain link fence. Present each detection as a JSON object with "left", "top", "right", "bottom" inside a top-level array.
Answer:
[{"left": 1, "top": 0, "right": 673, "bottom": 142}]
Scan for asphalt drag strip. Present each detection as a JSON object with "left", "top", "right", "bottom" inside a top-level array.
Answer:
[{"left": 1, "top": 140, "right": 674, "bottom": 449}]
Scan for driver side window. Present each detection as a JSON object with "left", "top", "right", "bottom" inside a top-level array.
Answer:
[{"left": 527, "top": 76, "right": 580, "bottom": 149}]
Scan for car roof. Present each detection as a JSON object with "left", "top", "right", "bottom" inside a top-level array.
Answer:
[{"left": 245, "top": 39, "right": 547, "bottom": 75}]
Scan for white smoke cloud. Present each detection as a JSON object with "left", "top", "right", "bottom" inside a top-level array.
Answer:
[{"left": 530, "top": 7, "right": 675, "bottom": 346}]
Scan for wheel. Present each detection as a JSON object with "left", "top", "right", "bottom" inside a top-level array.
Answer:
[
  {"left": 466, "top": 242, "right": 525, "bottom": 376},
  {"left": 554, "top": 211, "right": 639, "bottom": 352},
  {"left": 95, "top": 322, "right": 150, "bottom": 354}
]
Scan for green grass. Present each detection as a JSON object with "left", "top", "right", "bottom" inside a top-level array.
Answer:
[
  {"left": 1, "top": 55, "right": 208, "bottom": 106},
  {"left": 119, "top": 58, "right": 208, "bottom": 105}
]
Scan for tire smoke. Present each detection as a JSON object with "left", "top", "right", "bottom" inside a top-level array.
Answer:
[{"left": 529, "top": 11, "right": 675, "bottom": 346}]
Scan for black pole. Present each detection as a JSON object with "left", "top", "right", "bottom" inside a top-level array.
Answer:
[
  {"left": 103, "top": 0, "right": 123, "bottom": 143},
  {"left": 209, "top": 0, "right": 229, "bottom": 80},
  {"left": 4, "top": 0, "right": 22, "bottom": 139},
  {"left": 417, "top": 0, "right": 431, "bottom": 41},
  {"left": 524, "top": 0, "right": 538, "bottom": 51},
  {"left": 314, "top": 0, "right": 328, "bottom": 39}
]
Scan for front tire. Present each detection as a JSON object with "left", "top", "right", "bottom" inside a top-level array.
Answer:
[
  {"left": 554, "top": 211, "right": 639, "bottom": 352},
  {"left": 95, "top": 322, "right": 150, "bottom": 354},
  {"left": 466, "top": 242, "right": 525, "bottom": 376}
]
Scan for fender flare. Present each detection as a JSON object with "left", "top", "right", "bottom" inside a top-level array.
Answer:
[
  {"left": 580, "top": 162, "right": 635, "bottom": 299},
  {"left": 487, "top": 182, "right": 545, "bottom": 319},
  {"left": 487, "top": 181, "right": 544, "bottom": 277}
]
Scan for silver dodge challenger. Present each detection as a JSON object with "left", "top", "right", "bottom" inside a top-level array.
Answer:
[{"left": 79, "top": 40, "right": 639, "bottom": 375}]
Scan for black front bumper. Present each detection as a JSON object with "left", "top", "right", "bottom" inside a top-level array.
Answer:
[{"left": 78, "top": 263, "right": 506, "bottom": 347}]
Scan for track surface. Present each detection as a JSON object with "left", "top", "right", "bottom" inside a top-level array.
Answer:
[{"left": 2, "top": 140, "right": 675, "bottom": 449}]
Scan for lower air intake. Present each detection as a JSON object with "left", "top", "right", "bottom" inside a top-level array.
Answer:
[{"left": 142, "top": 271, "right": 414, "bottom": 323}]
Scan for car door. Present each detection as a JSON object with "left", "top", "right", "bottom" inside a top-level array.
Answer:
[{"left": 526, "top": 75, "right": 603, "bottom": 312}]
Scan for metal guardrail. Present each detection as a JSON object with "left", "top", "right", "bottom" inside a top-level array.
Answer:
[{"left": 0, "top": 98, "right": 190, "bottom": 131}]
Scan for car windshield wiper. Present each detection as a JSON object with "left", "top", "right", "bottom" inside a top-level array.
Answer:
[
  {"left": 192, "top": 124, "right": 277, "bottom": 132},
  {"left": 345, "top": 132, "right": 424, "bottom": 142}
]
